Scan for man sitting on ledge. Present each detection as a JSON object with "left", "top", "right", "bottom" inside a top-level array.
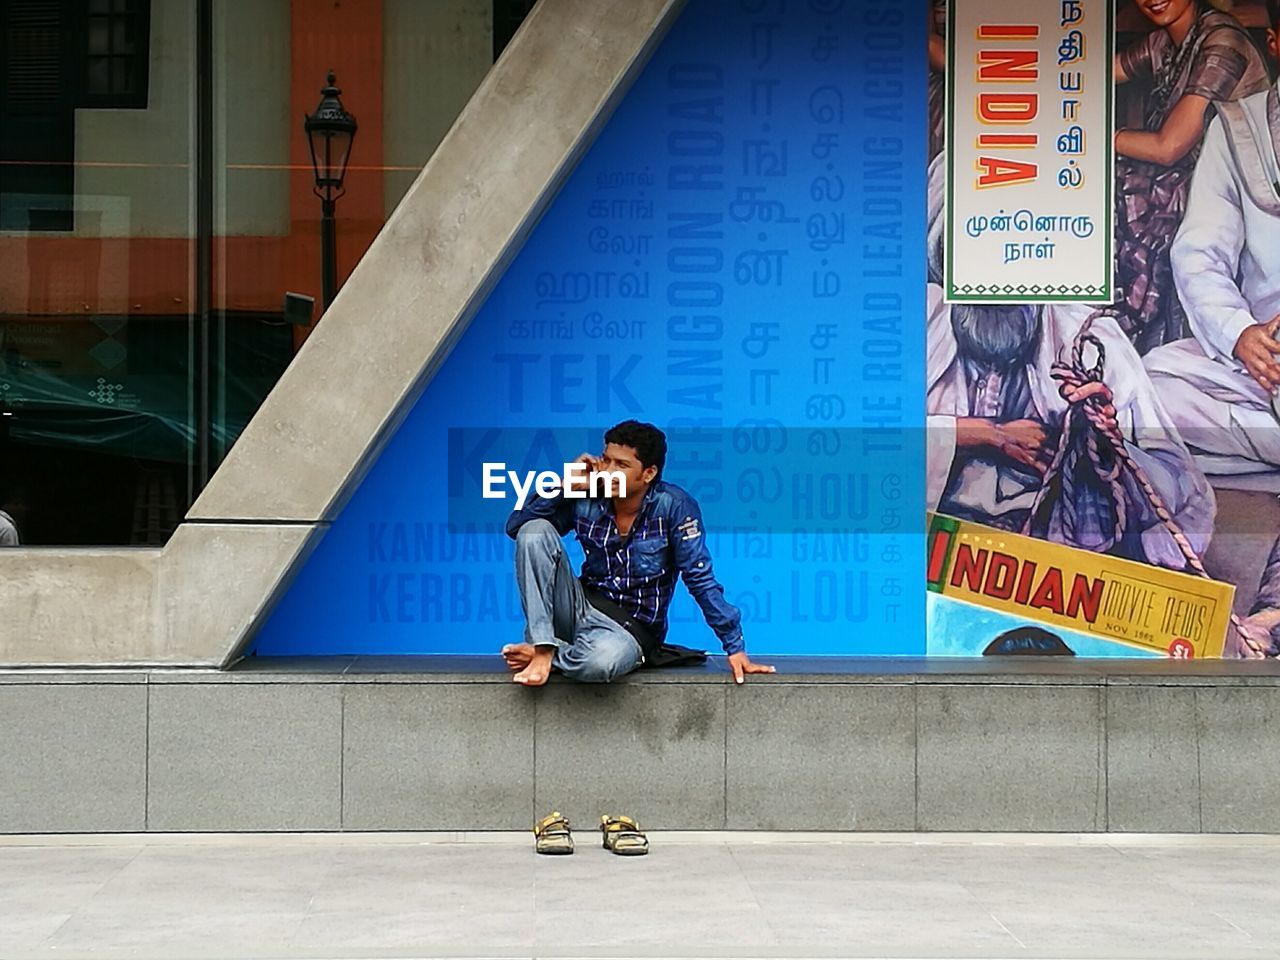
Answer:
[{"left": 502, "top": 419, "right": 775, "bottom": 686}]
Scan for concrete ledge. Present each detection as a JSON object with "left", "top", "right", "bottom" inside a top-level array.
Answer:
[
  {"left": 11, "top": 655, "right": 1280, "bottom": 683},
  {"left": 0, "top": 549, "right": 159, "bottom": 666},
  {"left": 157, "top": 522, "right": 319, "bottom": 666},
  {"left": 4, "top": 659, "right": 1280, "bottom": 833},
  {"left": 201, "top": 655, "right": 1280, "bottom": 684}
]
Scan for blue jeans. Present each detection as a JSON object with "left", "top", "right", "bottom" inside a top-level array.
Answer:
[{"left": 514, "top": 519, "right": 643, "bottom": 683}]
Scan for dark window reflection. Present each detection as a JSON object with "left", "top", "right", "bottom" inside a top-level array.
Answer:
[{"left": 0, "top": 0, "right": 512, "bottom": 545}]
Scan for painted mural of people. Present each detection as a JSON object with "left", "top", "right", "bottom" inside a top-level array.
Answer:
[
  {"left": 1142, "top": 5, "right": 1280, "bottom": 477},
  {"left": 1140, "top": 8, "right": 1280, "bottom": 655},
  {"left": 982, "top": 626, "right": 1077, "bottom": 656},
  {"left": 925, "top": 156, "right": 1216, "bottom": 570},
  {"left": 1144, "top": 93, "right": 1280, "bottom": 477},
  {"left": 1113, "top": 0, "right": 1269, "bottom": 354}
]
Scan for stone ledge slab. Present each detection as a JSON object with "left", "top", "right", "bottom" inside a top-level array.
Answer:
[{"left": 1, "top": 670, "right": 1278, "bottom": 833}]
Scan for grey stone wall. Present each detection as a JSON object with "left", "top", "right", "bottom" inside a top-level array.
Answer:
[{"left": 4, "top": 661, "right": 1278, "bottom": 834}]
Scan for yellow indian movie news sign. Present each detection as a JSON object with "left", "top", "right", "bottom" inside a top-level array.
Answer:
[{"left": 926, "top": 514, "right": 1234, "bottom": 658}]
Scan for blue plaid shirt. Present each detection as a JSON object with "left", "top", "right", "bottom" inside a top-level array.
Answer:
[{"left": 505, "top": 480, "right": 744, "bottom": 655}]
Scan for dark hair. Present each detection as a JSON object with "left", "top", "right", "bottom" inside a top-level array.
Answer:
[
  {"left": 982, "top": 626, "right": 1075, "bottom": 657},
  {"left": 1270, "top": 0, "right": 1280, "bottom": 32},
  {"left": 604, "top": 420, "right": 666, "bottom": 479}
]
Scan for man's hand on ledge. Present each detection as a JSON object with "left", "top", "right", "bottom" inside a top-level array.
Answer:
[{"left": 727, "top": 651, "right": 776, "bottom": 684}]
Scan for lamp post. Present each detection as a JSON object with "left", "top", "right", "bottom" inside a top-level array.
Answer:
[{"left": 304, "top": 71, "right": 358, "bottom": 310}]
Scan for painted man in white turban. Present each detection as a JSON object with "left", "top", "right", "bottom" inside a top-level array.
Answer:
[{"left": 926, "top": 155, "right": 1216, "bottom": 572}]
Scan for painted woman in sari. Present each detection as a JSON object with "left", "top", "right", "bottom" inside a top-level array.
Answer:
[{"left": 1114, "top": 0, "right": 1268, "bottom": 355}]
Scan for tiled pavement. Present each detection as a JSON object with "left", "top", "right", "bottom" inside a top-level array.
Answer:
[{"left": 2, "top": 832, "right": 1279, "bottom": 959}]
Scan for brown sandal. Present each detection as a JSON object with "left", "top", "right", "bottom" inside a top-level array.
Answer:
[
  {"left": 534, "top": 811, "right": 574, "bottom": 855},
  {"left": 600, "top": 814, "right": 649, "bottom": 855}
]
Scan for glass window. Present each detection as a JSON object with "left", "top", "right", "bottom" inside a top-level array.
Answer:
[
  {"left": 83, "top": 0, "right": 151, "bottom": 107},
  {"left": 0, "top": 0, "right": 193, "bottom": 545},
  {"left": 209, "top": 0, "right": 499, "bottom": 465},
  {"left": 494, "top": 0, "right": 539, "bottom": 59},
  {"left": 0, "top": 0, "right": 534, "bottom": 545}
]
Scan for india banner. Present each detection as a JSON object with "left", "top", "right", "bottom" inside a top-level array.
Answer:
[{"left": 945, "top": 0, "right": 1114, "bottom": 302}]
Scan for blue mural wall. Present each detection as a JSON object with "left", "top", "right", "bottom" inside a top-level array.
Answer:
[{"left": 253, "top": 0, "right": 927, "bottom": 657}]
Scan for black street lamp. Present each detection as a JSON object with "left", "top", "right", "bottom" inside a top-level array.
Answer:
[{"left": 304, "top": 71, "right": 358, "bottom": 310}]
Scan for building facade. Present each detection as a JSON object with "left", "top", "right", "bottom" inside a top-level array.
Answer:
[{"left": 2, "top": 0, "right": 521, "bottom": 546}]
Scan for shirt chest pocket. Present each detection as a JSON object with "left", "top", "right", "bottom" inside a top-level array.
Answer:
[
  {"left": 629, "top": 534, "right": 668, "bottom": 577},
  {"left": 576, "top": 518, "right": 610, "bottom": 550}
]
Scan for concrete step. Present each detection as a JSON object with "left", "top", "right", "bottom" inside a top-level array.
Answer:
[{"left": 2, "top": 656, "right": 1279, "bottom": 834}]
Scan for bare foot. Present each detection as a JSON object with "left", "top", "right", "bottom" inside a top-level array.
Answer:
[
  {"left": 501, "top": 643, "right": 535, "bottom": 671},
  {"left": 513, "top": 646, "right": 555, "bottom": 686}
]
